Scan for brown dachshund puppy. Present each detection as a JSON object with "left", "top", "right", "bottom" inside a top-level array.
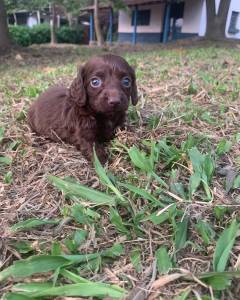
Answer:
[{"left": 27, "top": 54, "right": 138, "bottom": 163}]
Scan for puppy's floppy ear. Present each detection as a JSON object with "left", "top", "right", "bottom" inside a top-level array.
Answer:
[
  {"left": 68, "top": 65, "right": 86, "bottom": 106},
  {"left": 130, "top": 67, "right": 138, "bottom": 106}
]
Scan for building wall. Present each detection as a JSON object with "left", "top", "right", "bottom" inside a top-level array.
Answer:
[
  {"left": 118, "top": 4, "right": 165, "bottom": 34},
  {"left": 118, "top": 0, "right": 240, "bottom": 43},
  {"left": 181, "top": 0, "right": 204, "bottom": 34},
  {"left": 199, "top": 0, "right": 240, "bottom": 39}
]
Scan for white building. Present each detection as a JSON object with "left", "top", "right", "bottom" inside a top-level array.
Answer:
[{"left": 118, "top": 0, "right": 240, "bottom": 44}]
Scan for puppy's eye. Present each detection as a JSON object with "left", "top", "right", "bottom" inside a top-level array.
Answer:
[
  {"left": 90, "top": 77, "right": 102, "bottom": 88},
  {"left": 121, "top": 76, "right": 131, "bottom": 88}
]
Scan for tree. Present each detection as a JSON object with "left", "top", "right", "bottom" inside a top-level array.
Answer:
[
  {"left": 0, "top": 0, "right": 11, "bottom": 53},
  {"left": 205, "top": 0, "right": 231, "bottom": 40},
  {"left": 50, "top": 2, "right": 57, "bottom": 44},
  {"left": 94, "top": 0, "right": 104, "bottom": 46}
]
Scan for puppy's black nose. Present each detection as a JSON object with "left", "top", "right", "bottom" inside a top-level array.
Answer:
[{"left": 108, "top": 97, "right": 121, "bottom": 106}]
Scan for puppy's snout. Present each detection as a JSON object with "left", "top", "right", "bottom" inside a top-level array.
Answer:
[{"left": 108, "top": 96, "right": 121, "bottom": 106}]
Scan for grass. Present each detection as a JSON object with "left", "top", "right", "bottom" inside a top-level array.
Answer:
[{"left": 0, "top": 40, "right": 240, "bottom": 299}]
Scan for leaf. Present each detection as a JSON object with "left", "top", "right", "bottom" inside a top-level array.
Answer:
[
  {"left": 4, "top": 171, "right": 13, "bottom": 184},
  {"left": 214, "top": 206, "right": 228, "bottom": 220},
  {"left": 48, "top": 175, "right": 116, "bottom": 206},
  {"left": 0, "top": 254, "right": 100, "bottom": 282},
  {"left": 195, "top": 220, "right": 215, "bottom": 246},
  {"left": 73, "top": 229, "right": 87, "bottom": 247},
  {"left": 213, "top": 219, "right": 239, "bottom": 272},
  {"left": 174, "top": 216, "right": 189, "bottom": 250},
  {"left": 233, "top": 175, "right": 240, "bottom": 189},
  {"left": 71, "top": 204, "right": 100, "bottom": 225},
  {"left": 3, "top": 293, "right": 32, "bottom": 300},
  {"left": 145, "top": 204, "right": 177, "bottom": 225},
  {"left": 128, "top": 145, "right": 152, "bottom": 173},
  {"left": 155, "top": 247, "right": 172, "bottom": 274},
  {"left": 10, "top": 241, "right": 33, "bottom": 254},
  {"left": 203, "top": 154, "right": 215, "bottom": 183},
  {"left": 188, "top": 147, "right": 203, "bottom": 174},
  {"left": 93, "top": 148, "right": 126, "bottom": 203},
  {"left": 119, "top": 182, "right": 164, "bottom": 207},
  {"left": 0, "top": 127, "right": 5, "bottom": 143},
  {"left": 0, "top": 256, "right": 71, "bottom": 282},
  {"left": 130, "top": 248, "right": 142, "bottom": 273},
  {"left": 172, "top": 288, "right": 191, "bottom": 300},
  {"left": 10, "top": 218, "right": 59, "bottom": 232},
  {"left": 200, "top": 273, "right": 232, "bottom": 291},
  {"left": 11, "top": 283, "right": 126, "bottom": 298},
  {"left": 216, "top": 139, "right": 232, "bottom": 156},
  {"left": 189, "top": 172, "right": 201, "bottom": 198},
  {"left": 60, "top": 269, "right": 90, "bottom": 283},
  {"left": 109, "top": 208, "right": 130, "bottom": 237},
  {"left": 0, "top": 156, "right": 12, "bottom": 165},
  {"left": 13, "top": 282, "right": 52, "bottom": 292},
  {"left": 199, "top": 270, "right": 240, "bottom": 290},
  {"left": 102, "top": 243, "right": 124, "bottom": 258}
]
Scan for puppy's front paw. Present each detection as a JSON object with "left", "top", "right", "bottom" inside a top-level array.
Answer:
[{"left": 95, "top": 146, "right": 108, "bottom": 165}]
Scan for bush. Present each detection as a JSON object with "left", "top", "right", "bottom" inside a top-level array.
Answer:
[
  {"left": 9, "top": 24, "right": 84, "bottom": 47},
  {"left": 29, "top": 24, "right": 50, "bottom": 44},
  {"left": 56, "top": 26, "right": 83, "bottom": 44},
  {"left": 9, "top": 25, "right": 31, "bottom": 47}
]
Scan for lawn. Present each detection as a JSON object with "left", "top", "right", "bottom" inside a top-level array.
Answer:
[{"left": 0, "top": 41, "right": 240, "bottom": 300}]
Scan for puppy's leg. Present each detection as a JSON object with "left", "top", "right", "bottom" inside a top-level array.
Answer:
[
  {"left": 94, "top": 142, "right": 108, "bottom": 164},
  {"left": 76, "top": 139, "right": 107, "bottom": 164}
]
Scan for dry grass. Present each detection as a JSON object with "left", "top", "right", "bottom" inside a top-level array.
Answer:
[{"left": 0, "top": 40, "right": 240, "bottom": 299}]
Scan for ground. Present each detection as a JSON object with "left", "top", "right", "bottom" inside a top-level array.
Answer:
[{"left": 0, "top": 40, "right": 240, "bottom": 300}]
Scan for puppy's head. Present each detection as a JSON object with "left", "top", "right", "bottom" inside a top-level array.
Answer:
[{"left": 69, "top": 54, "right": 138, "bottom": 113}]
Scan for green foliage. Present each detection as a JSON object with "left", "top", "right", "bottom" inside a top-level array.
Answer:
[
  {"left": 56, "top": 26, "right": 83, "bottom": 44},
  {"left": 9, "top": 25, "right": 31, "bottom": 46},
  {"left": 29, "top": 24, "right": 50, "bottom": 44},
  {"left": 9, "top": 24, "right": 84, "bottom": 47},
  {"left": 10, "top": 218, "right": 59, "bottom": 232},
  {"left": 155, "top": 246, "right": 172, "bottom": 274},
  {"left": 195, "top": 220, "right": 215, "bottom": 246},
  {"left": 130, "top": 248, "right": 142, "bottom": 273},
  {"left": 188, "top": 147, "right": 215, "bottom": 200},
  {"left": 213, "top": 219, "right": 239, "bottom": 272},
  {"left": 48, "top": 175, "right": 116, "bottom": 206}
]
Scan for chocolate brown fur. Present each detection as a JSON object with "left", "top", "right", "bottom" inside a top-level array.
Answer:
[{"left": 28, "top": 54, "right": 138, "bottom": 163}]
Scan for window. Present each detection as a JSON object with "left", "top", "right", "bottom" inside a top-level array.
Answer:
[
  {"left": 228, "top": 11, "right": 239, "bottom": 34},
  {"left": 131, "top": 9, "right": 151, "bottom": 26}
]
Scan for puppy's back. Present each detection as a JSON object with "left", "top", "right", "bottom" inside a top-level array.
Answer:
[{"left": 28, "top": 86, "right": 68, "bottom": 137}]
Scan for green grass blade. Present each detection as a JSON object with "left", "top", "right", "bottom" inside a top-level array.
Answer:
[
  {"left": 93, "top": 148, "right": 126, "bottom": 203},
  {"left": 60, "top": 269, "right": 90, "bottom": 283},
  {"left": 119, "top": 182, "right": 165, "bottom": 207},
  {"left": 213, "top": 219, "right": 239, "bottom": 272},
  {"left": 27, "top": 283, "right": 125, "bottom": 298},
  {"left": 48, "top": 175, "right": 116, "bottom": 206},
  {"left": 0, "top": 254, "right": 100, "bottom": 282},
  {"left": 155, "top": 246, "right": 172, "bottom": 274},
  {"left": 0, "top": 156, "right": 12, "bottom": 165},
  {"left": 128, "top": 145, "right": 152, "bottom": 172},
  {"left": 174, "top": 216, "right": 189, "bottom": 250},
  {"left": 10, "top": 218, "right": 59, "bottom": 232},
  {"left": 0, "top": 256, "right": 70, "bottom": 282},
  {"left": 130, "top": 248, "right": 142, "bottom": 273},
  {"left": 3, "top": 293, "right": 33, "bottom": 300}
]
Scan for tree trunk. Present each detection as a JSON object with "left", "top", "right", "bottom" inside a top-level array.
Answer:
[
  {"left": 205, "top": 0, "right": 231, "bottom": 40},
  {"left": 0, "top": 0, "right": 11, "bottom": 53},
  {"left": 94, "top": 0, "right": 104, "bottom": 46},
  {"left": 67, "top": 13, "right": 73, "bottom": 27},
  {"left": 50, "top": 2, "right": 57, "bottom": 44},
  {"left": 37, "top": 11, "right": 41, "bottom": 24},
  {"left": 13, "top": 13, "right": 18, "bottom": 25}
]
